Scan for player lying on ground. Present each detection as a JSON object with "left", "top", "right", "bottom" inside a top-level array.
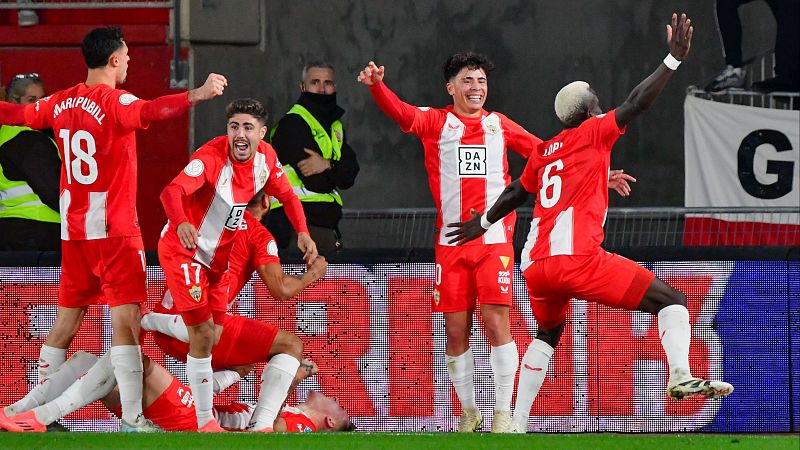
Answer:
[
  {"left": 143, "top": 189, "right": 328, "bottom": 431},
  {"left": 445, "top": 13, "right": 733, "bottom": 433},
  {"left": 0, "top": 351, "right": 351, "bottom": 432}
]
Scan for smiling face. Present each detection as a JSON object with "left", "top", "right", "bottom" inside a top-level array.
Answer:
[
  {"left": 226, "top": 113, "right": 267, "bottom": 162},
  {"left": 446, "top": 67, "right": 487, "bottom": 118}
]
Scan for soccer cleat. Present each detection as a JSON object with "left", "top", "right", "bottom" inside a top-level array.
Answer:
[
  {"left": 120, "top": 414, "right": 163, "bottom": 433},
  {"left": 704, "top": 65, "right": 746, "bottom": 92},
  {"left": 0, "top": 410, "right": 46, "bottom": 432},
  {"left": 491, "top": 410, "right": 512, "bottom": 433},
  {"left": 667, "top": 378, "right": 734, "bottom": 400},
  {"left": 457, "top": 407, "right": 483, "bottom": 432},
  {"left": 198, "top": 419, "right": 226, "bottom": 433},
  {"left": 508, "top": 423, "right": 527, "bottom": 434}
]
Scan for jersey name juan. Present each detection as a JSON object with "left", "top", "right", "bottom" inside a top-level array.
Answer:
[
  {"left": 519, "top": 109, "right": 625, "bottom": 269},
  {"left": 24, "top": 84, "right": 147, "bottom": 240},
  {"left": 160, "top": 136, "right": 289, "bottom": 273}
]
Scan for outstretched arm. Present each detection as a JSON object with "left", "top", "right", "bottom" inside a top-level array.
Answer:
[
  {"left": 140, "top": 73, "right": 227, "bottom": 124},
  {"left": 614, "top": 13, "right": 693, "bottom": 128},
  {"left": 358, "top": 61, "right": 418, "bottom": 131},
  {"left": 445, "top": 179, "right": 531, "bottom": 245}
]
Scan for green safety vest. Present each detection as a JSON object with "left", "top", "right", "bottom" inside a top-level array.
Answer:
[
  {"left": 269, "top": 104, "right": 344, "bottom": 208},
  {"left": 0, "top": 126, "right": 60, "bottom": 223}
]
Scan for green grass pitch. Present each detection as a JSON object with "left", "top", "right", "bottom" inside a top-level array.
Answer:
[{"left": 0, "top": 432, "right": 796, "bottom": 450}]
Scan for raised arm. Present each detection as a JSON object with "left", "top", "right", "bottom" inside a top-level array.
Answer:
[
  {"left": 445, "top": 179, "right": 532, "bottom": 245},
  {"left": 358, "top": 61, "right": 418, "bottom": 131},
  {"left": 614, "top": 13, "right": 693, "bottom": 128},
  {"left": 139, "top": 73, "right": 227, "bottom": 124}
]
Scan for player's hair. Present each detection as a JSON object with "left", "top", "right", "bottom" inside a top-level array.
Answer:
[
  {"left": 81, "top": 26, "right": 125, "bottom": 69},
  {"left": 443, "top": 52, "right": 494, "bottom": 82},
  {"left": 226, "top": 98, "right": 268, "bottom": 125},
  {"left": 248, "top": 190, "right": 267, "bottom": 207},
  {"left": 301, "top": 61, "right": 335, "bottom": 82},
  {"left": 6, "top": 75, "right": 43, "bottom": 104},
  {"left": 554, "top": 81, "right": 595, "bottom": 127}
]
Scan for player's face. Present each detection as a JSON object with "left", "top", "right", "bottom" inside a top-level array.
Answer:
[
  {"left": 227, "top": 113, "right": 267, "bottom": 162},
  {"left": 113, "top": 41, "right": 131, "bottom": 85},
  {"left": 305, "top": 391, "right": 349, "bottom": 430},
  {"left": 446, "top": 67, "right": 487, "bottom": 118},
  {"left": 302, "top": 67, "right": 336, "bottom": 95},
  {"left": 19, "top": 84, "right": 45, "bottom": 104}
]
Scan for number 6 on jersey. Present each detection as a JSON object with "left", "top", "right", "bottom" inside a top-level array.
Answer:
[{"left": 540, "top": 159, "right": 563, "bottom": 208}]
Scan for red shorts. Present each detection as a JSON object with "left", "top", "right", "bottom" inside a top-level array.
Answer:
[
  {"left": 111, "top": 377, "right": 197, "bottom": 431},
  {"left": 522, "top": 251, "right": 655, "bottom": 330},
  {"left": 153, "top": 314, "right": 279, "bottom": 369},
  {"left": 59, "top": 236, "right": 147, "bottom": 308},
  {"left": 158, "top": 239, "right": 228, "bottom": 326},
  {"left": 433, "top": 243, "right": 514, "bottom": 313}
]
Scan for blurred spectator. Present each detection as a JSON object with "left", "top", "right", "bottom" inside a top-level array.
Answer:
[
  {"left": 705, "top": 0, "right": 799, "bottom": 93},
  {"left": 266, "top": 62, "right": 359, "bottom": 255},
  {"left": 0, "top": 74, "right": 60, "bottom": 250}
]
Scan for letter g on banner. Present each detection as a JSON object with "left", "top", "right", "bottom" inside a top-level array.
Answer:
[{"left": 738, "top": 129, "right": 794, "bottom": 199}]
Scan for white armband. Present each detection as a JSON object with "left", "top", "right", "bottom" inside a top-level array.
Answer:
[
  {"left": 663, "top": 53, "right": 681, "bottom": 70},
  {"left": 480, "top": 213, "right": 494, "bottom": 230}
]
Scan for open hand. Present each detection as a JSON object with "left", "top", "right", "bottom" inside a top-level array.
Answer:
[
  {"left": 445, "top": 209, "right": 487, "bottom": 246},
  {"left": 357, "top": 61, "right": 385, "bottom": 86},
  {"left": 667, "top": 13, "right": 693, "bottom": 61},
  {"left": 608, "top": 169, "right": 637, "bottom": 197},
  {"left": 297, "top": 232, "right": 319, "bottom": 264}
]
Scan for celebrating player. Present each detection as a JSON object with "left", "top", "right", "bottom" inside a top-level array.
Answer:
[
  {"left": 157, "top": 98, "right": 317, "bottom": 431},
  {"left": 0, "top": 26, "right": 226, "bottom": 431},
  {"left": 0, "top": 352, "right": 351, "bottom": 433},
  {"left": 144, "top": 189, "right": 328, "bottom": 431},
  {"left": 445, "top": 13, "right": 733, "bottom": 433}
]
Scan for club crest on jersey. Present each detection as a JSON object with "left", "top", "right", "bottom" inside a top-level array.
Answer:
[
  {"left": 259, "top": 169, "right": 268, "bottom": 186},
  {"left": 433, "top": 288, "right": 441, "bottom": 305},
  {"left": 484, "top": 115, "right": 501, "bottom": 135},
  {"left": 458, "top": 146, "right": 487, "bottom": 177},
  {"left": 189, "top": 285, "right": 202, "bottom": 302},
  {"left": 486, "top": 124, "right": 499, "bottom": 135},
  {"left": 334, "top": 129, "right": 343, "bottom": 142}
]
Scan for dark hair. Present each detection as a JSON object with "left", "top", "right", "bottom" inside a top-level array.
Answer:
[
  {"left": 247, "top": 190, "right": 267, "bottom": 207},
  {"left": 225, "top": 98, "right": 268, "bottom": 125},
  {"left": 81, "top": 26, "right": 125, "bottom": 69},
  {"left": 302, "top": 61, "right": 335, "bottom": 81},
  {"left": 443, "top": 52, "right": 494, "bottom": 82}
]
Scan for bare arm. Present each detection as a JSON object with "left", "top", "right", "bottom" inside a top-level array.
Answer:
[
  {"left": 445, "top": 179, "right": 531, "bottom": 245},
  {"left": 615, "top": 13, "right": 693, "bottom": 128},
  {"left": 255, "top": 257, "right": 327, "bottom": 301}
]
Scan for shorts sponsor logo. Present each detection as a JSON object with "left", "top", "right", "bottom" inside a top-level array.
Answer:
[
  {"left": 497, "top": 270, "right": 511, "bottom": 285},
  {"left": 458, "top": 146, "right": 487, "bottom": 177},
  {"left": 499, "top": 255, "right": 510, "bottom": 270},
  {"left": 189, "top": 285, "right": 202, "bottom": 302},
  {"left": 183, "top": 159, "right": 204, "bottom": 177}
]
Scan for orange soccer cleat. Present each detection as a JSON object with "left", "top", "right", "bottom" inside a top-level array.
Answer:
[
  {"left": 198, "top": 419, "right": 226, "bottom": 433},
  {"left": 0, "top": 410, "right": 46, "bottom": 432}
]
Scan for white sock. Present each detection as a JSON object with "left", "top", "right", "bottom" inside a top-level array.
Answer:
[
  {"left": 187, "top": 355, "right": 215, "bottom": 428},
  {"left": 213, "top": 370, "right": 241, "bottom": 395},
  {"left": 511, "top": 339, "right": 553, "bottom": 430},
  {"left": 33, "top": 352, "right": 116, "bottom": 426},
  {"left": 140, "top": 312, "right": 190, "bottom": 343},
  {"left": 490, "top": 341, "right": 519, "bottom": 412},
  {"left": 658, "top": 304, "right": 692, "bottom": 381},
  {"left": 6, "top": 351, "right": 97, "bottom": 417},
  {"left": 38, "top": 345, "right": 67, "bottom": 381},
  {"left": 446, "top": 348, "right": 477, "bottom": 410},
  {"left": 109, "top": 345, "right": 144, "bottom": 423},
  {"left": 251, "top": 354, "right": 300, "bottom": 430}
]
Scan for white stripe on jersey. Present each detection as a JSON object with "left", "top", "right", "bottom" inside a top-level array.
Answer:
[
  {"left": 60, "top": 189, "right": 71, "bottom": 240},
  {"left": 437, "top": 113, "right": 465, "bottom": 245},
  {"left": 85, "top": 192, "right": 108, "bottom": 239},
  {"left": 251, "top": 152, "right": 268, "bottom": 193},
  {"left": 195, "top": 163, "right": 235, "bottom": 267},
  {"left": 520, "top": 217, "right": 539, "bottom": 272},
  {"left": 550, "top": 206, "right": 574, "bottom": 256},
  {"left": 482, "top": 113, "right": 507, "bottom": 244}
]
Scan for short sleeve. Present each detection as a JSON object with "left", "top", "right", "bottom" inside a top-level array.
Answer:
[
  {"left": 500, "top": 114, "right": 542, "bottom": 158},
  {"left": 519, "top": 153, "right": 544, "bottom": 194},
  {"left": 249, "top": 224, "right": 281, "bottom": 267},
  {"left": 591, "top": 109, "right": 625, "bottom": 152}
]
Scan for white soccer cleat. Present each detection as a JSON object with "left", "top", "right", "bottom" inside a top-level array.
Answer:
[
  {"left": 457, "top": 407, "right": 483, "bottom": 432},
  {"left": 491, "top": 410, "right": 512, "bottom": 433},
  {"left": 667, "top": 378, "right": 734, "bottom": 400},
  {"left": 120, "top": 414, "right": 163, "bottom": 433}
]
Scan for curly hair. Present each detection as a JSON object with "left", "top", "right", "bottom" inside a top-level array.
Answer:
[
  {"left": 443, "top": 52, "right": 494, "bottom": 82},
  {"left": 225, "top": 98, "right": 268, "bottom": 125}
]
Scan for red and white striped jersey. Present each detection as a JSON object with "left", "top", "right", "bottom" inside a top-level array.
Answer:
[
  {"left": 160, "top": 136, "right": 294, "bottom": 272},
  {"left": 23, "top": 83, "right": 149, "bottom": 240},
  {"left": 519, "top": 109, "right": 625, "bottom": 269},
  {"left": 225, "top": 210, "right": 280, "bottom": 308},
  {"left": 369, "top": 82, "right": 541, "bottom": 246}
]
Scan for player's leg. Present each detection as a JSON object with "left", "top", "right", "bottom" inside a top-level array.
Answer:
[
  {"left": 436, "top": 245, "right": 482, "bottom": 432},
  {"left": 39, "top": 306, "right": 87, "bottom": 381},
  {"left": 475, "top": 244, "right": 518, "bottom": 432},
  {"left": 250, "top": 329, "right": 302, "bottom": 431},
  {"left": 140, "top": 290, "right": 190, "bottom": 342}
]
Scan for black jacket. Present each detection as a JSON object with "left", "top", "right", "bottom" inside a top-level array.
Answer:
[{"left": 0, "top": 129, "right": 60, "bottom": 211}]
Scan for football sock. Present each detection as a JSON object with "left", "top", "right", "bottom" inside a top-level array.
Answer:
[
  {"left": 658, "top": 304, "right": 692, "bottom": 381},
  {"left": 213, "top": 370, "right": 241, "bottom": 395},
  {"left": 110, "top": 345, "right": 144, "bottom": 423},
  {"left": 511, "top": 339, "right": 553, "bottom": 430},
  {"left": 187, "top": 355, "right": 215, "bottom": 428},
  {"left": 38, "top": 345, "right": 67, "bottom": 381},
  {"left": 446, "top": 348, "right": 477, "bottom": 410},
  {"left": 140, "top": 312, "right": 190, "bottom": 343},
  {"left": 490, "top": 341, "right": 519, "bottom": 412},
  {"left": 251, "top": 354, "right": 300, "bottom": 430},
  {"left": 6, "top": 351, "right": 97, "bottom": 417},
  {"left": 34, "top": 352, "right": 116, "bottom": 426}
]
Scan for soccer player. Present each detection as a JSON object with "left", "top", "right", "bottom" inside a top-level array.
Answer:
[
  {"left": 144, "top": 189, "right": 328, "bottom": 431},
  {"left": 158, "top": 98, "right": 318, "bottom": 432},
  {"left": 0, "top": 26, "right": 227, "bottom": 431},
  {"left": 357, "top": 54, "right": 634, "bottom": 432},
  {"left": 0, "top": 352, "right": 351, "bottom": 433},
  {"left": 445, "top": 13, "right": 734, "bottom": 433}
]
